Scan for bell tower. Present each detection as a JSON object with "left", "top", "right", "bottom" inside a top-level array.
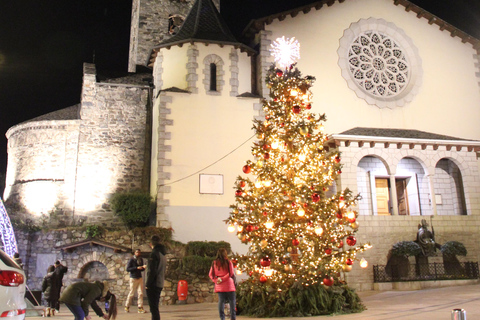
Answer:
[{"left": 128, "top": 0, "right": 220, "bottom": 72}]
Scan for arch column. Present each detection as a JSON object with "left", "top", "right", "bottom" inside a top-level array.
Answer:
[
  {"left": 426, "top": 173, "right": 438, "bottom": 215},
  {"left": 389, "top": 174, "right": 399, "bottom": 215}
]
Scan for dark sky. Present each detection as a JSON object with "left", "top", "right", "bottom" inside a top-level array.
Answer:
[{"left": 0, "top": 0, "right": 479, "bottom": 175}]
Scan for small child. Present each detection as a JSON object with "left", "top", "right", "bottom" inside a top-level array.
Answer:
[{"left": 41, "top": 265, "right": 56, "bottom": 317}]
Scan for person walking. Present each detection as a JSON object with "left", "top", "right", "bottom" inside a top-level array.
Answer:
[
  {"left": 53, "top": 261, "right": 68, "bottom": 312},
  {"left": 41, "top": 265, "right": 58, "bottom": 317},
  {"left": 146, "top": 235, "right": 167, "bottom": 320},
  {"left": 124, "top": 249, "right": 146, "bottom": 313},
  {"left": 59, "top": 280, "right": 117, "bottom": 320},
  {"left": 209, "top": 248, "right": 236, "bottom": 320}
]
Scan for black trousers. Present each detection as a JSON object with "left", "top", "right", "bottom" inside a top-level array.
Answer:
[{"left": 146, "top": 286, "right": 163, "bottom": 320}]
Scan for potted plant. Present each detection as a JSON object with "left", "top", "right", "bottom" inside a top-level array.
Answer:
[
  {"left": 441, "top": 241, "right": 467, "bottom": 276},
  {"left": 386, "top": 241, "right": 422, "bottom": 280}
]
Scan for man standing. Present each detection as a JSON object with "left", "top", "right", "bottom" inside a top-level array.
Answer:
[
  {"left": 146, "top": 236, "right": 166, "bottom": 320},
  {"left": 125, "top": 249, "right": 146, "bottom": 313},
  {"left": 53, "top": 260, "right": 68, "bottom": 312}
]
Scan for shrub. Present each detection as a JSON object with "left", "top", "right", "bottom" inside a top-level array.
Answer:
[
  {"left": 180, "top": 256, "right": 214, "bottom": 275},
  {"left": 441, "top": 241, "right": 467, "bottom": 256},
  {"left": 185, "top": 241, "right": 231, "bottom": 257},
  {"left": 391, "top": 241, "right": 422, "bottom": 257},
  {"left": 85, "top": 225, "right": 105, "bottom": 238},
  {"left": 110, "top": 192, "right": 153, "bottom": 228}
]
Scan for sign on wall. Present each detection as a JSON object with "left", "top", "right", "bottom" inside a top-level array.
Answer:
[{"left": 199, "top": 174, "right": 224, "bottom": 194}]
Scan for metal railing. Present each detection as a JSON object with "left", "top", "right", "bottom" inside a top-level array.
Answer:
[{"left": 373, "top": 262, "right": 479, "bottom": 282}]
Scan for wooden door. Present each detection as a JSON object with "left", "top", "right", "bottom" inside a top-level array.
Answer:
[
  {"left": 375, "top": 178, "right": 390, "bottom": 215},
  {"left": 396, "top": 179, "right": 410, "bottom": 215}
]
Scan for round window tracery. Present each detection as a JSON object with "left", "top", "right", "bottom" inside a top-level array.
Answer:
[
  {"left": 348, "top": 31, "right": 409, "bottom": 98},
  {"left": 338, "top": 18, "right": 423, "bottom": 109}
]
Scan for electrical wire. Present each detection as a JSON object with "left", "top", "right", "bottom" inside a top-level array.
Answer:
[{"left": 158, "top": 133, "right": 256, "bottom": 187}]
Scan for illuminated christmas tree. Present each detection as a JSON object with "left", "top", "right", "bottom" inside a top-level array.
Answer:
[{"left": 227, "top": 37, "right": 370, "bottom": 317}]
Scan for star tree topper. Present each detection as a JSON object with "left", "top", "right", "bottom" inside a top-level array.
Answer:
[{"left": 270, "top": 36, "right": 301, "bottom": 69}]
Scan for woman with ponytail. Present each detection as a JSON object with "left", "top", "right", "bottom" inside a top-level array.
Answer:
[
  {"left": 209, "top": 248, "right": 236, "bottom": 320},
  {"left": 59, "top": 281, "right": 117, "bottom": 320}
]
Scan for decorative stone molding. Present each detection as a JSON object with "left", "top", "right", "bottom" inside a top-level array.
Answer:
[
  {"left": 155, "top": 92, "right": 173, "bottom": 229},
  {"left": 203, "top": 54, "right": 224, "bottom": 95},
  {"left": 338, "top": 18, "right": 423, "bottom": 108},
  {"left": 154, "top": 51, "right": 164, "bottom": 97},
  {"left": 187, "top": 45, "right": 199, "bottom": 93},
  {"left": 229, "top": 48, "right": 239, "bottom": 97},
  {"left": 258, "top": 30, "right": 274, "bottom": 100}
]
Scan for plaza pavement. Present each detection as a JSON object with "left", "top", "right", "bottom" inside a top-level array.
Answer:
[{"left": 27, "top": 283, "right": 480, "bottom": 320}]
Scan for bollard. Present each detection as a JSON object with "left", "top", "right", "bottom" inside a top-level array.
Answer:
[{"left": 451, "top": 309, "right": 466, "bottom": 320}]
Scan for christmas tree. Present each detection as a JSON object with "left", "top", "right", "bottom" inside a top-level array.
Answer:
[{"left": 226, "top": 37, "right": 371, "bottom": 317}]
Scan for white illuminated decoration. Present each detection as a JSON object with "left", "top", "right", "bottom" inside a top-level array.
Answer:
[
  {"left": 270, "top": 36, "right": 300, "bottom": 69},
  {"left": 0, "top": 199, "right": 17, "bottom": 257}
]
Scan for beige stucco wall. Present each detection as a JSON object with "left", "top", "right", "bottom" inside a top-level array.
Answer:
[{"left": 262, "top": 0, "right": 480, "bottom": 140}]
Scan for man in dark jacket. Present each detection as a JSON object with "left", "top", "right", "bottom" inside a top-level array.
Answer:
[
  {"left": 53, "top": 260, "right": 68, "bottom": 312},
  {"left": 146, "top": 235, "right": 166, "bottom": 320},
  {"left": 124, "top": 249, "right": 146, "bottom": 313}
]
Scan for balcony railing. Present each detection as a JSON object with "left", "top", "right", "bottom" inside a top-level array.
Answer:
[{"left": 373, "top": 262, "right": 479, "bottom": 282}]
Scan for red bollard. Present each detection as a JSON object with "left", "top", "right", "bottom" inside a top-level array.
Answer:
[{"left": 177, "top": 280, "right": 188, "bottom": 303}]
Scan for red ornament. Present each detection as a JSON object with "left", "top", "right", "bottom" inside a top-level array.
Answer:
[
  {"left": 303, "top": 203, "right": 308, "bottom": 208},
  {"left": 312, "top": 193, "right": 320, "bottom": 202},
  {"left": 339, "top": 196, "right": 344, "bottom": 201},
  {"left": 242, "top": 165, "right": 251, "bottom": 174},
  {"left": 245, "top": 225, "right": 253, "bottom": 232},
  {"left": 292, "top": 239, "right": 300, "bottom": 246},
  {"left": 325, "top": 248, "right": 332, "bottom": 255},
  {"left": 260, "top": 257, "right": 271, "bottom": 267},
  {"left": 306, "top": 104, "right": 312, "bottom": 110},
  {"left": 346, "top": 258, "right": 354, "bottom": 265},
  {"left": 335, "top": 156, "right": 341, "bottom": 163},
  {"left": 348, "top": 217, "right": 356, "bottom": 223},
  {"left": 260, "top": 275, "right": 268, "bottom": 283},
  {"left": 263, "top": 144, "right": 271, "bottom": 150},
  {"left": 336, "top": 211, "right": 343, "bottom": 219},
  {"left": 235, "top": 190, "right": 242, "bottom": 197},
  {"left": 337, "top": 241, "right": 344, "bottom": 249},
  {"left": 264, "top": 153, "right": 270, "bottom": 159},
  {"left": 291, "top": 202, "right": 296, "bottom": 207},
  {"left": 276, "top": 70, "right": 283, "bottom": 77},
  {"left": 239, "top": 181, "right": 246, "bottom": 188},
  {"left": 293, "top": 105, "right": 301, "bottom": 114},
  {"left": 262, "top": 211, "right": 268, "bottom": 216},
  {"left": 281, "top": 260, "right": 287, "bottom": 265},
  {"left": 323, "top": 276, "right": 334, "bottom": 286},
  {"left": 346, "top": 236, "right": 357, "bottom": 246},
  {"left": 280, "top": 122, "right": 285, "bottom": 127},
  {"left": 338, "top": 170, "right": 342, "bottom": 174}
]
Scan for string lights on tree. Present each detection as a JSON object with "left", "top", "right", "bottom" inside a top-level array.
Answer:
[
  {"left": 227, "top": 37, "right": 371, "bottom": 316},
  {"left": 0, "top": 199, "right": 18, "bottom": 257}
]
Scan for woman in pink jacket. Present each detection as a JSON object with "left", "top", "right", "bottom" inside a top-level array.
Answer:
[{"left": 209, "top": 248, "right": 236, "bottom": 320}]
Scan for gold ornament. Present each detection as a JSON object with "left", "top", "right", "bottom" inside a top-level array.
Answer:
[{"left": 342, "top": 264, "right": 353, "bottom": 272}]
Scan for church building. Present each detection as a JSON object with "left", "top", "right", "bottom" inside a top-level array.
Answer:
[{"left": 4, "top": 0, "right": 480, "bottom": 290}]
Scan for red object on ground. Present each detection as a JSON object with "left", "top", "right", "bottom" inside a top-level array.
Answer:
[{"left": 177, "top": 280, "right": 188, "bottom": 301}]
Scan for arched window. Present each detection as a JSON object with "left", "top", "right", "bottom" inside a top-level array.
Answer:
[
  {"left": 168, "top": 14, "right": 184, "bottom": 35},
  {"left": 210, "top": 63, "right": 217, "bottom": 91},
  {"left": 203, "top": 54, "right": 224, "bottom": 95}
]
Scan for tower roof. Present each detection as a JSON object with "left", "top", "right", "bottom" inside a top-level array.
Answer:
[{"left": 148, "top": 0, "right": 255, "bottom": 67}]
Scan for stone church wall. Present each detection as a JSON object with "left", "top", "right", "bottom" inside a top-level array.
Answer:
[{"left": 128, "top": 0, "right": 220, "bottom": 71}]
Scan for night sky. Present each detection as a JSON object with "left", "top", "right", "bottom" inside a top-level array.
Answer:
[{"left": 0, "top": 0, "right": 479, "bottom": 175}]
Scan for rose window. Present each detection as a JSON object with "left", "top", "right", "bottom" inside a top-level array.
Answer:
[
  {"left": 348, "top": 31, "right": 409, "bottom": 98},
  {"left": 337, "top": 18, "right": 422, "bottom": 108}
]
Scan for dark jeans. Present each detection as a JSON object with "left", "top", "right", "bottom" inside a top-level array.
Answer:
[
  {"left": 64, "top": 303, "right": 85, "bottom": 320},
  {"left": 218, "top": 291, "right": 236, "bottom": 320},
  {"left": 146, "top": 286, "right": 163, "bottom": 320}
]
